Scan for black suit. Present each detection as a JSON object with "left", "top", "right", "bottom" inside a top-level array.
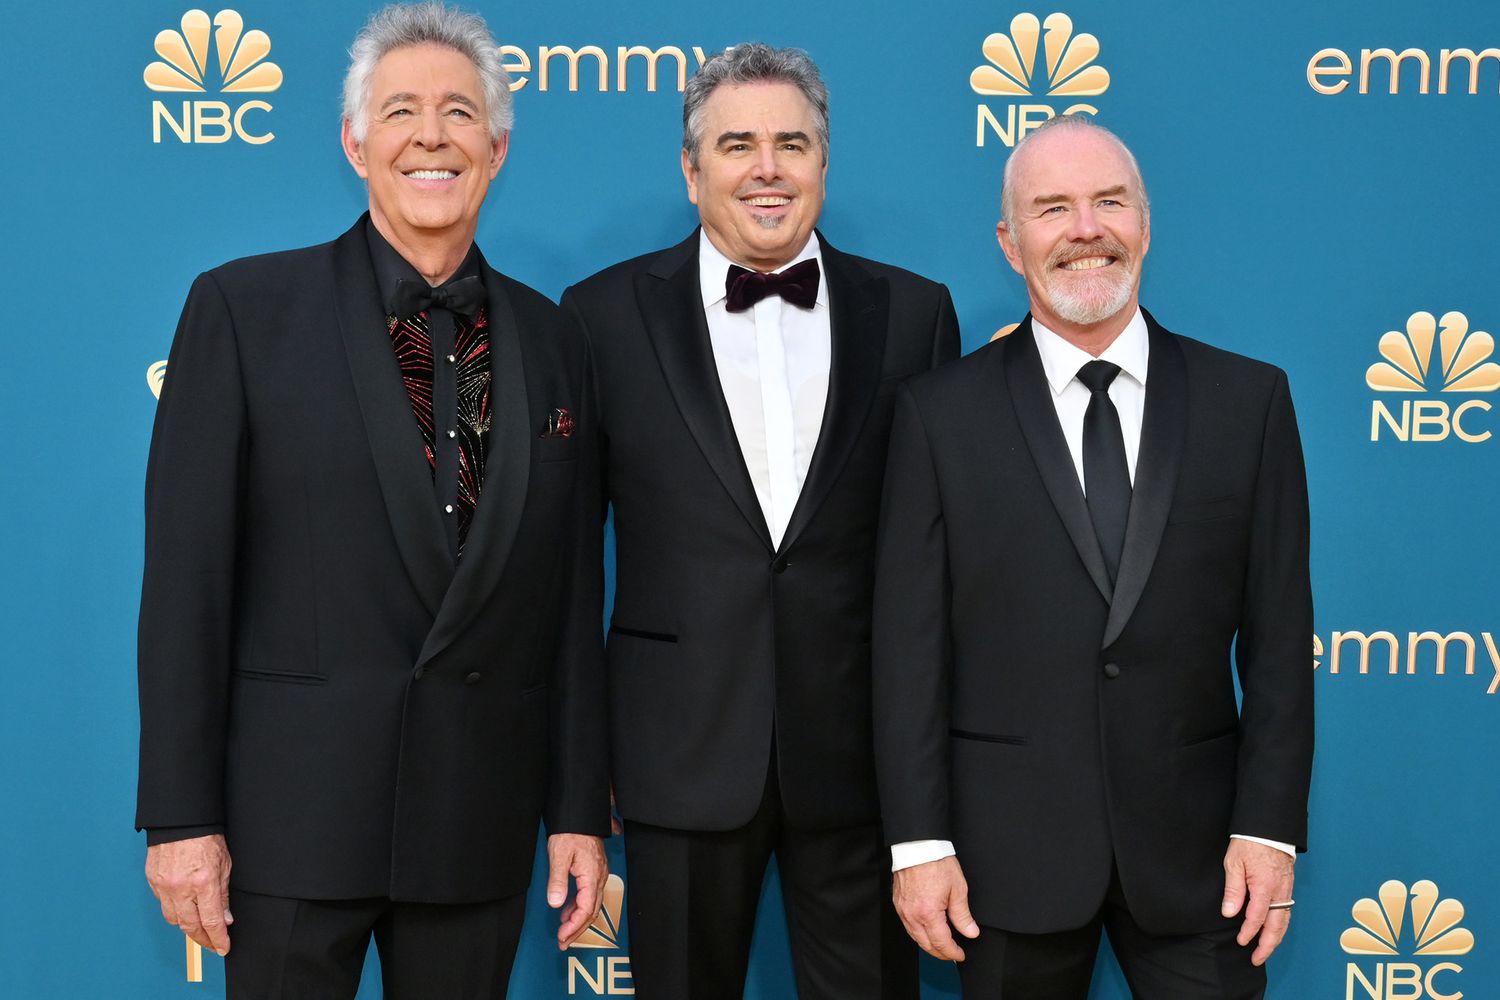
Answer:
[
  {"left": 137, "top": 218, "right": 607, "bottom": 989},
  {"left": 873, "top": 314, "right": 1312, "bottom": 992},
  {"left": 562, "top": 231, "right": 959, "bottom": 996}
]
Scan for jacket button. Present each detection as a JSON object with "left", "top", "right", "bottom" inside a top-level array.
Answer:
[
  {"left": 464, "top": 672, "right": 482, "bottom": 685},
  {"left": 413, "top": 666, "right": 425, "bottom": 680},
  {"left": 1102, "top": 662, "right": 1121, "bottom": 679},
  {"left": 771, "top": 556, "right": 788, "bottom": 574}
]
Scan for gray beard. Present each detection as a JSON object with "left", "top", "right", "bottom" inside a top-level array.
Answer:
[{"left": 1047, "top": 265, "right": 1135, "bottom": 326}]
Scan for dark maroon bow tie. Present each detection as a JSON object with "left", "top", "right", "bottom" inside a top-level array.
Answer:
[{"left": 725, "top": 258, "right": 820, "bottom": 313}]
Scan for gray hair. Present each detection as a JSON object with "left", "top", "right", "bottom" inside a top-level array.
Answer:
[
  {"left": 343, "top": 2, "right": 512, "bottom": 143},
  {"left": 1000, "top": 114, "right": 1149, "bottom": 233},
  {"left": 683, "top": 44, "right": 830, "bottom": 168}
]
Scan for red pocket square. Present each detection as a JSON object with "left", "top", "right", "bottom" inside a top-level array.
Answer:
[{"left": 543, "top": 407, "right": 574, "bottom": 438}]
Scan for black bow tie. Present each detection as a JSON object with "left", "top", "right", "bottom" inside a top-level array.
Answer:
[
  {"left": 391, "top": 274, "right": 485, "bottom": 321},
  {"left": 725, "top": 258, "right": 820, "bottom": 313}
]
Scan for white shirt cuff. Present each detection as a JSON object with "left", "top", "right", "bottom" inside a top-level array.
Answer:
[
  {"left": 1231, "top": 833, "right": 1297, "bottom": 858},
  {"left": 890, "top": 839, "right": 957, "bottom": 872}
]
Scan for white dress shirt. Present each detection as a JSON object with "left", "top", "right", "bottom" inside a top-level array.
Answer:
[
  {"left": 699, "top": 231, "right": 830, "bottom": 548},
  {"left": 890, "top": 309, "right": 1294, "bottom": 871},
  {"left": 1032, "top": 310, "right": 1150, "bottom": 492}
]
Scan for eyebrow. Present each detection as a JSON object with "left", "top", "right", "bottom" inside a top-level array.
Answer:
[
  {"left": 714, "top": 130, "right": 812, "bottom": 147},
  {"left": 379, "top": 92, "right": 480, "bottom": 112},
  {"left": 1031, "top": 184, "right": 1130, "bottom": 207}
]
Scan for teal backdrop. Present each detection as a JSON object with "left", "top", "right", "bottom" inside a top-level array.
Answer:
[{"left": 1, "top": 0, "right": 1497, "bottom": 997}]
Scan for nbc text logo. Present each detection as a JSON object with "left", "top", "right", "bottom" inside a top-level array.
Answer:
[
  {"left": 972, "top": 12, "right": 1109, "bottom": 147},
  {"left": 1341, "top": 880, "right": 1473, "bottom": 1000},
  {"left": 1367, "top": 311, "right": 1500, "bottom": 442},
  {"left": 566, "top": 874, "right": 633, "bottom": 995},
  {"left": 145, "top": 9, "right": 282, "bottom": 145}
]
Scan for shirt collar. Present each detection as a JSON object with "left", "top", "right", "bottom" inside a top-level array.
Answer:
[
  {"left": 364, "top": 217, "right": 482, "bottom": 316},
  {"left": 698, "top": 229, "right": 827, "bottom": 311},
  {"left": 1031, "top": 307, "right": 1150, "bottom": 396}
]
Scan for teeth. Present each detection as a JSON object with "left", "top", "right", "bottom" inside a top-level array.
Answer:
[
  {"left": 744, "top": 196, "right": 791, "bottom": 207},
  {"left": 1060, "top": 256, "right": 1113, "bottom": 271},
  {"left": 405, "top": 170, "right": 457, "bottom": 180}
]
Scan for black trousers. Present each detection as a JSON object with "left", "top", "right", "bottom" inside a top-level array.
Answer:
[
  {"left": 224, "top": 888, "right": 527, "bottom": 1000},
  {"left": 956, "top": 870, "right": 1267, "bottom": 1000},
  {"left": 624, "top": 761, "right": 917, "bottom": 1000}
]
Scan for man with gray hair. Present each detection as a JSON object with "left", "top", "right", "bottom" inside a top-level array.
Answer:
[
  {"left": 873, "top": 114, "right": 1312, "bottom": 996},
  {"left": 563, "top": 42, "right": 959, "bottom": 998},
  {"left": 136, "top": 4, "right": 608, "bottom": 995}
]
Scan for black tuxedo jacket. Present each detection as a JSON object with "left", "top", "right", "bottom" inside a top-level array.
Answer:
[
  {"left": 136, "top": 217, "right": 608, "bottom": 903},
  {"left": 873, "top": 313, "right": 1313, "bottom": 935},
  {"left": 561, "top": 231, "right": 959, "bottom": 831}
]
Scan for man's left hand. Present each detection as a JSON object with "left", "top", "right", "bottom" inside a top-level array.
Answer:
[
  {"left": 1221, "top": 839, "right": 1295, "bottom": 966},
  {"left": 546, "top": 833, "right": 608, "bottom": 950}
]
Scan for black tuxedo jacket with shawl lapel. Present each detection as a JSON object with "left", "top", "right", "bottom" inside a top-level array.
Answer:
[
  {"left": 561, "top": 230, "right": 959, "bottom": 832},
  {"left": 873, "top": 312, "right": 1314, "bottom": 935},
  {"left": 137, "top": 216, "right": 608, "bottom": 903}
]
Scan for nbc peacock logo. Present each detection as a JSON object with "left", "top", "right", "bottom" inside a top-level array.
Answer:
[
  {"left": 565, "top": 873, "right": 633, "bottom": 995},
  {"left": 569, "top": 873, "right": 625, "bottom": 950},
  {"left": 1341, "top": 880, "right": 1473, "bottom": 1000},
  {"left": 147, "top": 361, "right": 169, "bottom": 400},
  {"left": 145, "top": 10, "right": 282, "bottom": 145},
  {"left": 971, "top": 12, "right": 1110, "bottom": 148},
  {"left": 1367, "top": 310, "right": 1499, "bottom": 443}
]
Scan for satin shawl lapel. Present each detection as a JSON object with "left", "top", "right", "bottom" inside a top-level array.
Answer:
[
  {"left": 332, "top": 219, "right": 450, "bottom": 618},
  {"left": 416, "top": 261, "right": 532, "bottom": 668},
  {"left": 778, "top": 241, "right": 887, "bottom": 554},
  {"left": 1004, "top": 320, "right": 1113, "bottom": 604},
  {"left": 1102, "top": 314, "right": 1186, "bottom": 648},
  {"left": 637, "top": 233, "right": 773, "bottom": 550}
]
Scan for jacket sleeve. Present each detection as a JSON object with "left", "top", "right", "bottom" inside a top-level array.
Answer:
[
  {"left": 1230, "top": 369, "right": 1314, "bottom": 850},
  {"left": 542, "top": 309, "right": 611, "bottom": 837},
  {"left": 136, "top": 272, "right": 246, "bottom": 832},
  {"left": 872, "top": 383, "right": 953, "bottom": 845}
]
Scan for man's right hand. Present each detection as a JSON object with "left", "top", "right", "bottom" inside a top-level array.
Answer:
[
  {"left": 892, "top": 855, "right": 980, "bottom": 961},
  {"left": 145, "top": 834, "right": 233, "bottom": 956}
]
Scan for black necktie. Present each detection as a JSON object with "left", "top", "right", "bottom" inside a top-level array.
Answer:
[
  {"left": 391, "top": 274, "right": 485, "bottom": 321},
  {"left": 724, "top": 258, "right": 820, "bottom": 312},
  {"left": 1078, "top": 360, "right": 1132, "bottom": 585}
]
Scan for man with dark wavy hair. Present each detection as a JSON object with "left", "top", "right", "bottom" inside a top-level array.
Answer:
[
  {"left": 564, "top": 42, "right": 959, "bottom": 999},
  {"left": 136, "top": 5, "right": 607, "bottom": 995}
]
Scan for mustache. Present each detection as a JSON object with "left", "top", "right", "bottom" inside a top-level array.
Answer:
[
  {"left": 734, "top": 181, "right": 797, "bottom": 197},
  {"left": 1047, "top": 237, "right": 1130, "bottom": 270}
]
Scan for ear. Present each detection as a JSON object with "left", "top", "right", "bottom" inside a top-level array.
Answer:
[
  {"left": 681, "top": 147, "right": 700, "bottom": 206},
  {"left": 1140, "top": 212, "right": 1151, "bottom": 259},
  {"left": 488, "top": 130, "right": 510, "bottom": 179},
  {"left": 341, "top": 119, "right": 369, "bottom": 179},
  {"left": 996, "top": 221, "right": 1025, "bottom": 276}
]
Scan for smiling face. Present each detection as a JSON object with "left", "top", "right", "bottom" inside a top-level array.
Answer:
[
  {"left": 997, "top": 125, "right": 1149, "bottom": 342},
  {"left": 341, "top": 43, "right": 506, "bottom": 255},
  {"left": 683, "top": 81, "right": 827, "bottom": 272}
]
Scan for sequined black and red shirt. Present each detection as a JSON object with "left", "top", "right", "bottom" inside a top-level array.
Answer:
[{"left": 366, "top": 222, "right": 491, "bottom": 559}]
